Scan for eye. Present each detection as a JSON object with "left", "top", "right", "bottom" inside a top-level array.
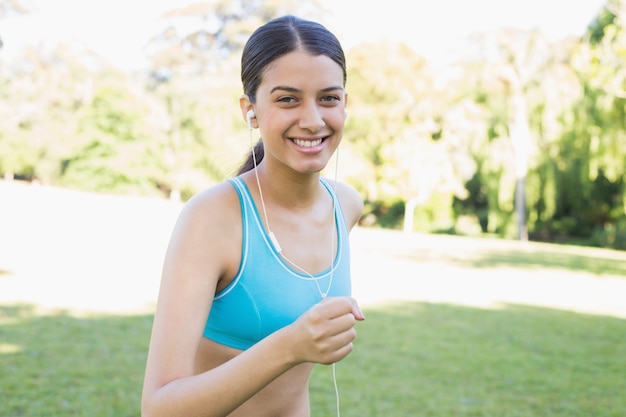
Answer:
[
  {"left": 321, "top": 95, "right": 341, "bottom": 103},
  {"left": 277, "top": 96, "right": 297, "bottom": 104}
]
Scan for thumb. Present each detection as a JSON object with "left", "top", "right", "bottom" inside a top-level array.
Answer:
[{"left": 350, "top": 297, "right": 365, "bottom": 321}]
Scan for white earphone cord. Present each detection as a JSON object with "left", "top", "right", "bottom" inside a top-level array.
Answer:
[
  {"left": 249, "top": 128, "right": 342, "bottom": 417},
  {"left": 331, "top": 148, "right": 340, "bottom": 417}
]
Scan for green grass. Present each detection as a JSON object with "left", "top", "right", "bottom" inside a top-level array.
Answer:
[
  {"left": 0, "top": 305, "right": 153, "bottom": 417},
  {"left": 2, "top": 302, "right": 625, "bottom": 417},
  {"left": 312, "top": 302, "right": 626, "bottom": 417}
]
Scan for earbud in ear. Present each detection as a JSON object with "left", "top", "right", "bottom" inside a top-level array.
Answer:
[{"left": 246, "top": 109, "right": 255, "bottom": 130}]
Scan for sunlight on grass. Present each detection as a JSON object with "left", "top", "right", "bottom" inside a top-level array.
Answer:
[{"left": 0, "top": 343, "right": 22, "bottom": 354}]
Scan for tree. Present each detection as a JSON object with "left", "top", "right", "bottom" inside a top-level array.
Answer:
[
  {"left": 457, "top": 28, "right": 581, "bottom": 239},
  {"left": 61, "top": 76, "right": 167, "bottom": 195},
  {"left": 582, "top": 0, "right": 626, "bottom": 99},
  {"left": 564, "top": 0, "right": 626, "bottom": 247},
  {"left": 0, "top": 43, "right": 102, "bottom": 183},
  {"left": 144, "top": 0, "right": 328, "bottom": 77}
]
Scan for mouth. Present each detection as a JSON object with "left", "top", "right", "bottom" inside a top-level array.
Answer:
[{"left": 291, "top": 137, "right": 326, "bottom": 148}]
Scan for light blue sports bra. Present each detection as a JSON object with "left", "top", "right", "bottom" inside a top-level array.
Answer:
[{"left": 202, "top": 176, "right": 352, "bottom": 350}]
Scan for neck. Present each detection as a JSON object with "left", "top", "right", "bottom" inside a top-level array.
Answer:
[{"left": 253, "top": 162, "right": 323, "bottom": 209}]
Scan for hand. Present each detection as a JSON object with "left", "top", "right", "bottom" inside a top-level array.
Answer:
[{"left": 288, "top": 297, "right": 365, "bottom": 365}]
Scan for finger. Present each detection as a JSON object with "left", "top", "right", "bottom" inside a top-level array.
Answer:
[
  {"left": 349, "top": 297, "right": 365, "bottom": 321},
  {"left": 316, "top": 297, "right": 353, "bottom": 318},
  {"left": 321, "top": 296, "right": 364, "bottom": 319},
  {"left": 316, "top": 312, "right": 355, "bottom": 340},
  {"left": 319, "top": 332, "right": 356, "bottom": 364},
  {"left": 322, "top": 314, "right": 358, "bottom": 345}
]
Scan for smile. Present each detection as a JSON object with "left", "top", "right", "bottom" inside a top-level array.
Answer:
[{"left": 292, "top": 138, "right": 324, "bottom": 147}]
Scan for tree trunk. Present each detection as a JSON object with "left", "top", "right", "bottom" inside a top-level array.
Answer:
[
  {"left": 510, "top": 94, "right": 530, "bottom": 241},
  {"left": 403, "top": 194, "right": 431, "bottom": 233}
]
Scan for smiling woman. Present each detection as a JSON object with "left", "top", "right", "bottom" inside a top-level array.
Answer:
[{"left": 140, "top": 15, "right": 364, "bottom": 417}]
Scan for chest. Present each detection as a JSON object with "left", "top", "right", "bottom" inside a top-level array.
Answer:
[{"left": 204, "top": 221, "right": 351, "bottom": 350}]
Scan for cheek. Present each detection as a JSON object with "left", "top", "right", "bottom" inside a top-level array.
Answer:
[
  {"left": 330, "top": 111, "right": 347, "bottom": 132},
  {"left": 255, "top": 110, "right": 285, "bottom": 134}
]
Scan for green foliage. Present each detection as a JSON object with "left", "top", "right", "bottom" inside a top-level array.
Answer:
[
  {"left": 345, "top": 42, "right": 435, "bottom": 193},
  {"left": 419, "top": 193, "right": 457, "bottom": 233},
  {"left": 0, "top": 1, "right": 625, "bottom": 249},
  {"left": 587, "top": 3, "right": 618, "bottom": 44},
  {"left": 361, "top": 198, "right": 405, "bottom": 229},
  {"left": 590, "top": 219, "right": 626, "bottom": 250},
  {"left": 59, "top": 86, "right": 162, "bottom": 195},
  {"left": 453, "top": 171, "right": 489, "bottom": 232}
]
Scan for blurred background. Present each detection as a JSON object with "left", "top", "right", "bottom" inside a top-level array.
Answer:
[
  {"left": 0, "top": 0, "right": 624, "bottom": 248},
  {"left": 2, "top": 2, "right": 626, "bottom": 416}
]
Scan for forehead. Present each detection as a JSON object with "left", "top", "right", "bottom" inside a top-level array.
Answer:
[{"left": 259, "top": 50, "right": 344, "bottom": 92}]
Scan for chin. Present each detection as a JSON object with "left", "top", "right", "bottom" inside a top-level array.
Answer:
[{"left": 295, "top": 162, "right": 328, "bottom": 175}]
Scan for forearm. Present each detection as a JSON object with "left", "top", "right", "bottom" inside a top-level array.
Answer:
[{"left": 142, "top": 329, "right": 298, "bottom": 417}]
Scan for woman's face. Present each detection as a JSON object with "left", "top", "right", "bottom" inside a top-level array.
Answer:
[{"left": 252, "top": 50, "right": 348, "bottom": 175}]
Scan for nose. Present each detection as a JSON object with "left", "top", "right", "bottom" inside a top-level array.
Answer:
[{"left": 298, "top": 103, "right": 325, "bottom": 132}]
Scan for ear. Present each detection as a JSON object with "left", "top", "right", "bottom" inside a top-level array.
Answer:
[{"left": 240, "top": 95, "right": 257, "bottom": 129}]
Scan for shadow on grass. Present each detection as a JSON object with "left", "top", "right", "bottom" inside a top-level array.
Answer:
[
  {"left": 458, "top": 249, "right": 626, "bottom": 277},
  {"left": 1, "top": 302, "right": 625, "bottom": 417},
  {"left": 395, "top": 246, "right": 626, "bottom": 277}
]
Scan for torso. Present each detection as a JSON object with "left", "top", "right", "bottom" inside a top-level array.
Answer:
[
  {"left": 190, "top": 174, "right": 362, "bottom": 417},
  {"left": 202, "top": 176, "right": 352, "bottom": 350}
]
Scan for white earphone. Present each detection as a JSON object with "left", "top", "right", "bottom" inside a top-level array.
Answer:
[{"left": 246, "top": 109, "right": 255, "bottom": 130}]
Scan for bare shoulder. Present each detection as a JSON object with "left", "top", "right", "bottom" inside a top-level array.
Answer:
[
  {"left": 168, "top": 180, "right": 241, "bottom": 276},
  {"left": 180, "top": 181, "right": 239, "bottom": 225},
  {"left": 326, "top": 179, "right": 363, "bottom": 229}
]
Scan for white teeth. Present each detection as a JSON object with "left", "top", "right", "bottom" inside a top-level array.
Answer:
[{"left": 293, "top": 138, "right": 323, "bottom": 147}]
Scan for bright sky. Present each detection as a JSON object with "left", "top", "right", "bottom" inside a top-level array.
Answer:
[{"left": 0, "top": 0, "right": 607, "bottom": 70}]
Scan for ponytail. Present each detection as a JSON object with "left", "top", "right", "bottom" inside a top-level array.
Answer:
[{"left": 237, "top": 139, "right": 264, "bottom": 175}]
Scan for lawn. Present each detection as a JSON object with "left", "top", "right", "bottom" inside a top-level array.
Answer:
[
  {"left": 1, "top": 182, "right": 625, "bottom": 416},
  {"left": 312, "top": 302, "right": 626, "bottom": 417},
  {"left": 1, "top": 301, "right": 625, "bottom": 416}
]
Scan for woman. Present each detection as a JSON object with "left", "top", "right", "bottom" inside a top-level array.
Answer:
[{"left": 141, "top": 15, "right": 364, "bottom": 417}]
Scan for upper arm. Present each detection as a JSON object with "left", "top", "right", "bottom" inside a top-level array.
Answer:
[{"left": 143, "top": 183, "right": 240, "bottom": 391}]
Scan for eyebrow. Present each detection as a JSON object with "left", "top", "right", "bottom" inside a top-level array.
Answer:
[{"left": 270, "top": 85, "right": 344, "bottom": 94}]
